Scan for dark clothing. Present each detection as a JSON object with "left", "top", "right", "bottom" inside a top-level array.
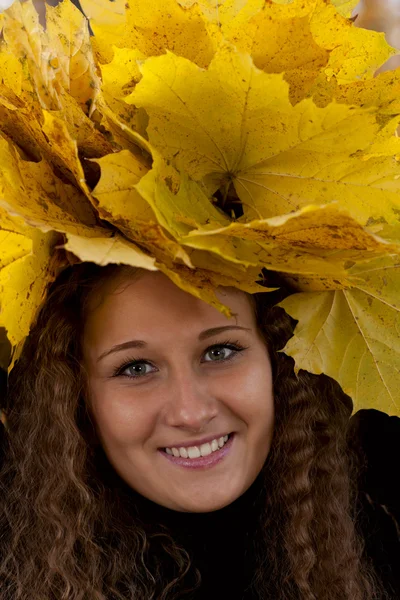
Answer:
[
  {"left": 134, "top": 465, "right": 263, "bottom": 599},
  {"left": 349, "top": 409, "right": 400, "bottom": 599}
]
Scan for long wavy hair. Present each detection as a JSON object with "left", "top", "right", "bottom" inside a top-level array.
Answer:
[{"left": 0, "top": 262, "right": 390, "bottom": 600}]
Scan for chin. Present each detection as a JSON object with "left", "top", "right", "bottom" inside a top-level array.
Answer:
[{"left": 173, "top": 494, "right": 238, "bottom": 513}]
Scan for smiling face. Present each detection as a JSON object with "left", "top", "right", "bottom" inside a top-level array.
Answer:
[{"left": 83, "top": 269, "right": 274, "bottom": 513}]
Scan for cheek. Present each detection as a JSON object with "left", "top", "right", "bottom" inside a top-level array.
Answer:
[
  {"left": 229, "top": 361, "right": 274, "bottom": 447},
  {"left": 88, "top": 380, "right": 156, "bottom": 448},
  {"left": 229, "top": 358, "right": 273, "bottom": 413}
]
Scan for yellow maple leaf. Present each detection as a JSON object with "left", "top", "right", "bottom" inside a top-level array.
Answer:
[
  {"left": 0, "top": 105, "right": 111, "bottom": 209},
  {"left": 80, "top": 0, "right": 392, "bottom": 105},
  {"left": 178, "top": 203, "right": 400, "bottom": 288},
  {"left": 178, "top": 0, "right": 263, "bottom": 27},
  {"left": 0, "top": 75, "right": 113, "bottom": 193},
  {"left": 0, "top": 82, "right": 113, "bottom": 172},
  {"left": 94, "top": 90, "right": 154, "bottom": 159},
  {"left": 88, "top": 150, "right": 196, "bottom": 268},
  {"left": 80, "top": 146, "right": 276, "bottom": 315},
  {"left": 98, "top": 46, "right": 148, "bottom": 137},
  {"left": 0, "top": 49, "right": 22, "bottom": 98},
  {"left": 1, "top": 1, "right": 57, "bottom": 107},
  {"left": 0, "top": 209, "right": 61, "bottom": 370},
  {"left": 0, "top": 135, "right": 102, "bottom": 235},
  {"left": 310, "top": 70, "right": 400, "bottom": 116},
  {"left": 133, "top": 154, "right": 230, "bottom": 239},
  {"left": 78, "top": 0, "right": 126, "bottom": 26},
  {"left": 64, "top": 232, "right": 159, "bottom": 268},
  {"left": 222, "top": 0, "right": 327, "bottom": 90},
  {"left": 179, "top": 0, "right": 359, "bottom": 24},
  {"left": 82, "top": 0, "right": 216, "bottom": 67},
  {"left": 1, "top": 1, "right": 112, "bottom": 159},
  {"left": 331, "top": 0, "right": 359, "bottom": 17},
  {"left": 278, "top": 254, "right": 400, "bottom": 415},
  {"left": 220, "top": 0, "right": 394, "bottom": 104},
  {"left": 129, "top": 45, "right": 400, "bottom": 241},
  {"left": 261, "top": 0, "right": 359, "bottom": 17}
]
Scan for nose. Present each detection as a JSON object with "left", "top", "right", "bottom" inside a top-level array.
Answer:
[{"left": 162, "top": 368, "right": 219, "bottom": 432}]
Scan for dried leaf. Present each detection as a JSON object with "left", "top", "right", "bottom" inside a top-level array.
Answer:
[
  {"left": 278, "top": 254, "right": 400, "bottom": 415},
  {"left": 179, "top": 203, "right": 399, "bottom": 289},
  {"left": 2, "top": 0, "right": 100, "bottom": 112},
  {"left": 0, "top": 135, "right": 101, "bottom": 235},
  {"left": 64, "top": 231, "right": 159, "bottom": 268}
]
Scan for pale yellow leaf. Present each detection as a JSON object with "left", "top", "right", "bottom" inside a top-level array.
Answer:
[
  {"left": 331, "top": 0, "right": 360, "bottom": 18},
  {"left": 64, "top": 232, "right": 159, "bottom": 269},
  {"left": 2, "top": 0, "right": 100, "bottom": 113},
  {"left": 278, "top": 254, "right": 400, "bottom": 415},
  {"left": 79, "top": 0, "right": 126, "bottom": 25},
  {"left": 45, "top": 0, "right": 101, "bottom": 113}
]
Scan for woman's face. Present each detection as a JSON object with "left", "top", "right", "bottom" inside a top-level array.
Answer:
[{"left": 83, "top": 270, "right": 274, "bottom": 512}]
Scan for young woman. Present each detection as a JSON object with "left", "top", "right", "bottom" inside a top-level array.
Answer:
[{"left": 0, "top": 262, "right": 398, "bottom": 599}]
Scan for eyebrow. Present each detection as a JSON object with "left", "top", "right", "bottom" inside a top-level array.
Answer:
[{"left": 96, "top": 325, "right": 252, "bottom": 363}]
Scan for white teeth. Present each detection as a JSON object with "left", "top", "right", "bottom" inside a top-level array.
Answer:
[
  {"left": 199, "top": 442, "right": 212, "bottom": 457},
  {"left": 165, "top": 434, "right": 231, "bottom": 458},
  {"left": 179, "top": 447, "right": 188, "bottom": 458},
  {"left": 211, "top": 439, "right": 219, "bottom": 452},
  {"left": 188, "top": 446, "right": 201, "bottom": 459}
]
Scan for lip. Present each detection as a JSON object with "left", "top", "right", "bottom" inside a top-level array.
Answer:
[
  {"left": 158, "top": 433, "right": 235, "bottom": 470},
  {"left": 159, "top": 432, "right": 232, "bottom": 450}
]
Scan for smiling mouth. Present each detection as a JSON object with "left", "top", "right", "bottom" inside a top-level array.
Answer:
[
  {"left": 158, "top": 433, "right": 235, "bottom": 469},
  {"left": 161, "top": 432, "right": 234, "bottom": 457}
]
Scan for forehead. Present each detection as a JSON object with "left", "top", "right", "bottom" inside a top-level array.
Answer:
[{"left": 83, "top": 270, "right": 255, "bottom": 347}]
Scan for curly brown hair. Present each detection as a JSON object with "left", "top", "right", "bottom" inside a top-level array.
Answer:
[{"left": 0, "top": 262, "right": 391, "bottom": 600}]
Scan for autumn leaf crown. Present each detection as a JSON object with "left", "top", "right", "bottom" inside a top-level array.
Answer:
[{"left": 0, "top": 0, "right": 400, "bottom": 426}]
